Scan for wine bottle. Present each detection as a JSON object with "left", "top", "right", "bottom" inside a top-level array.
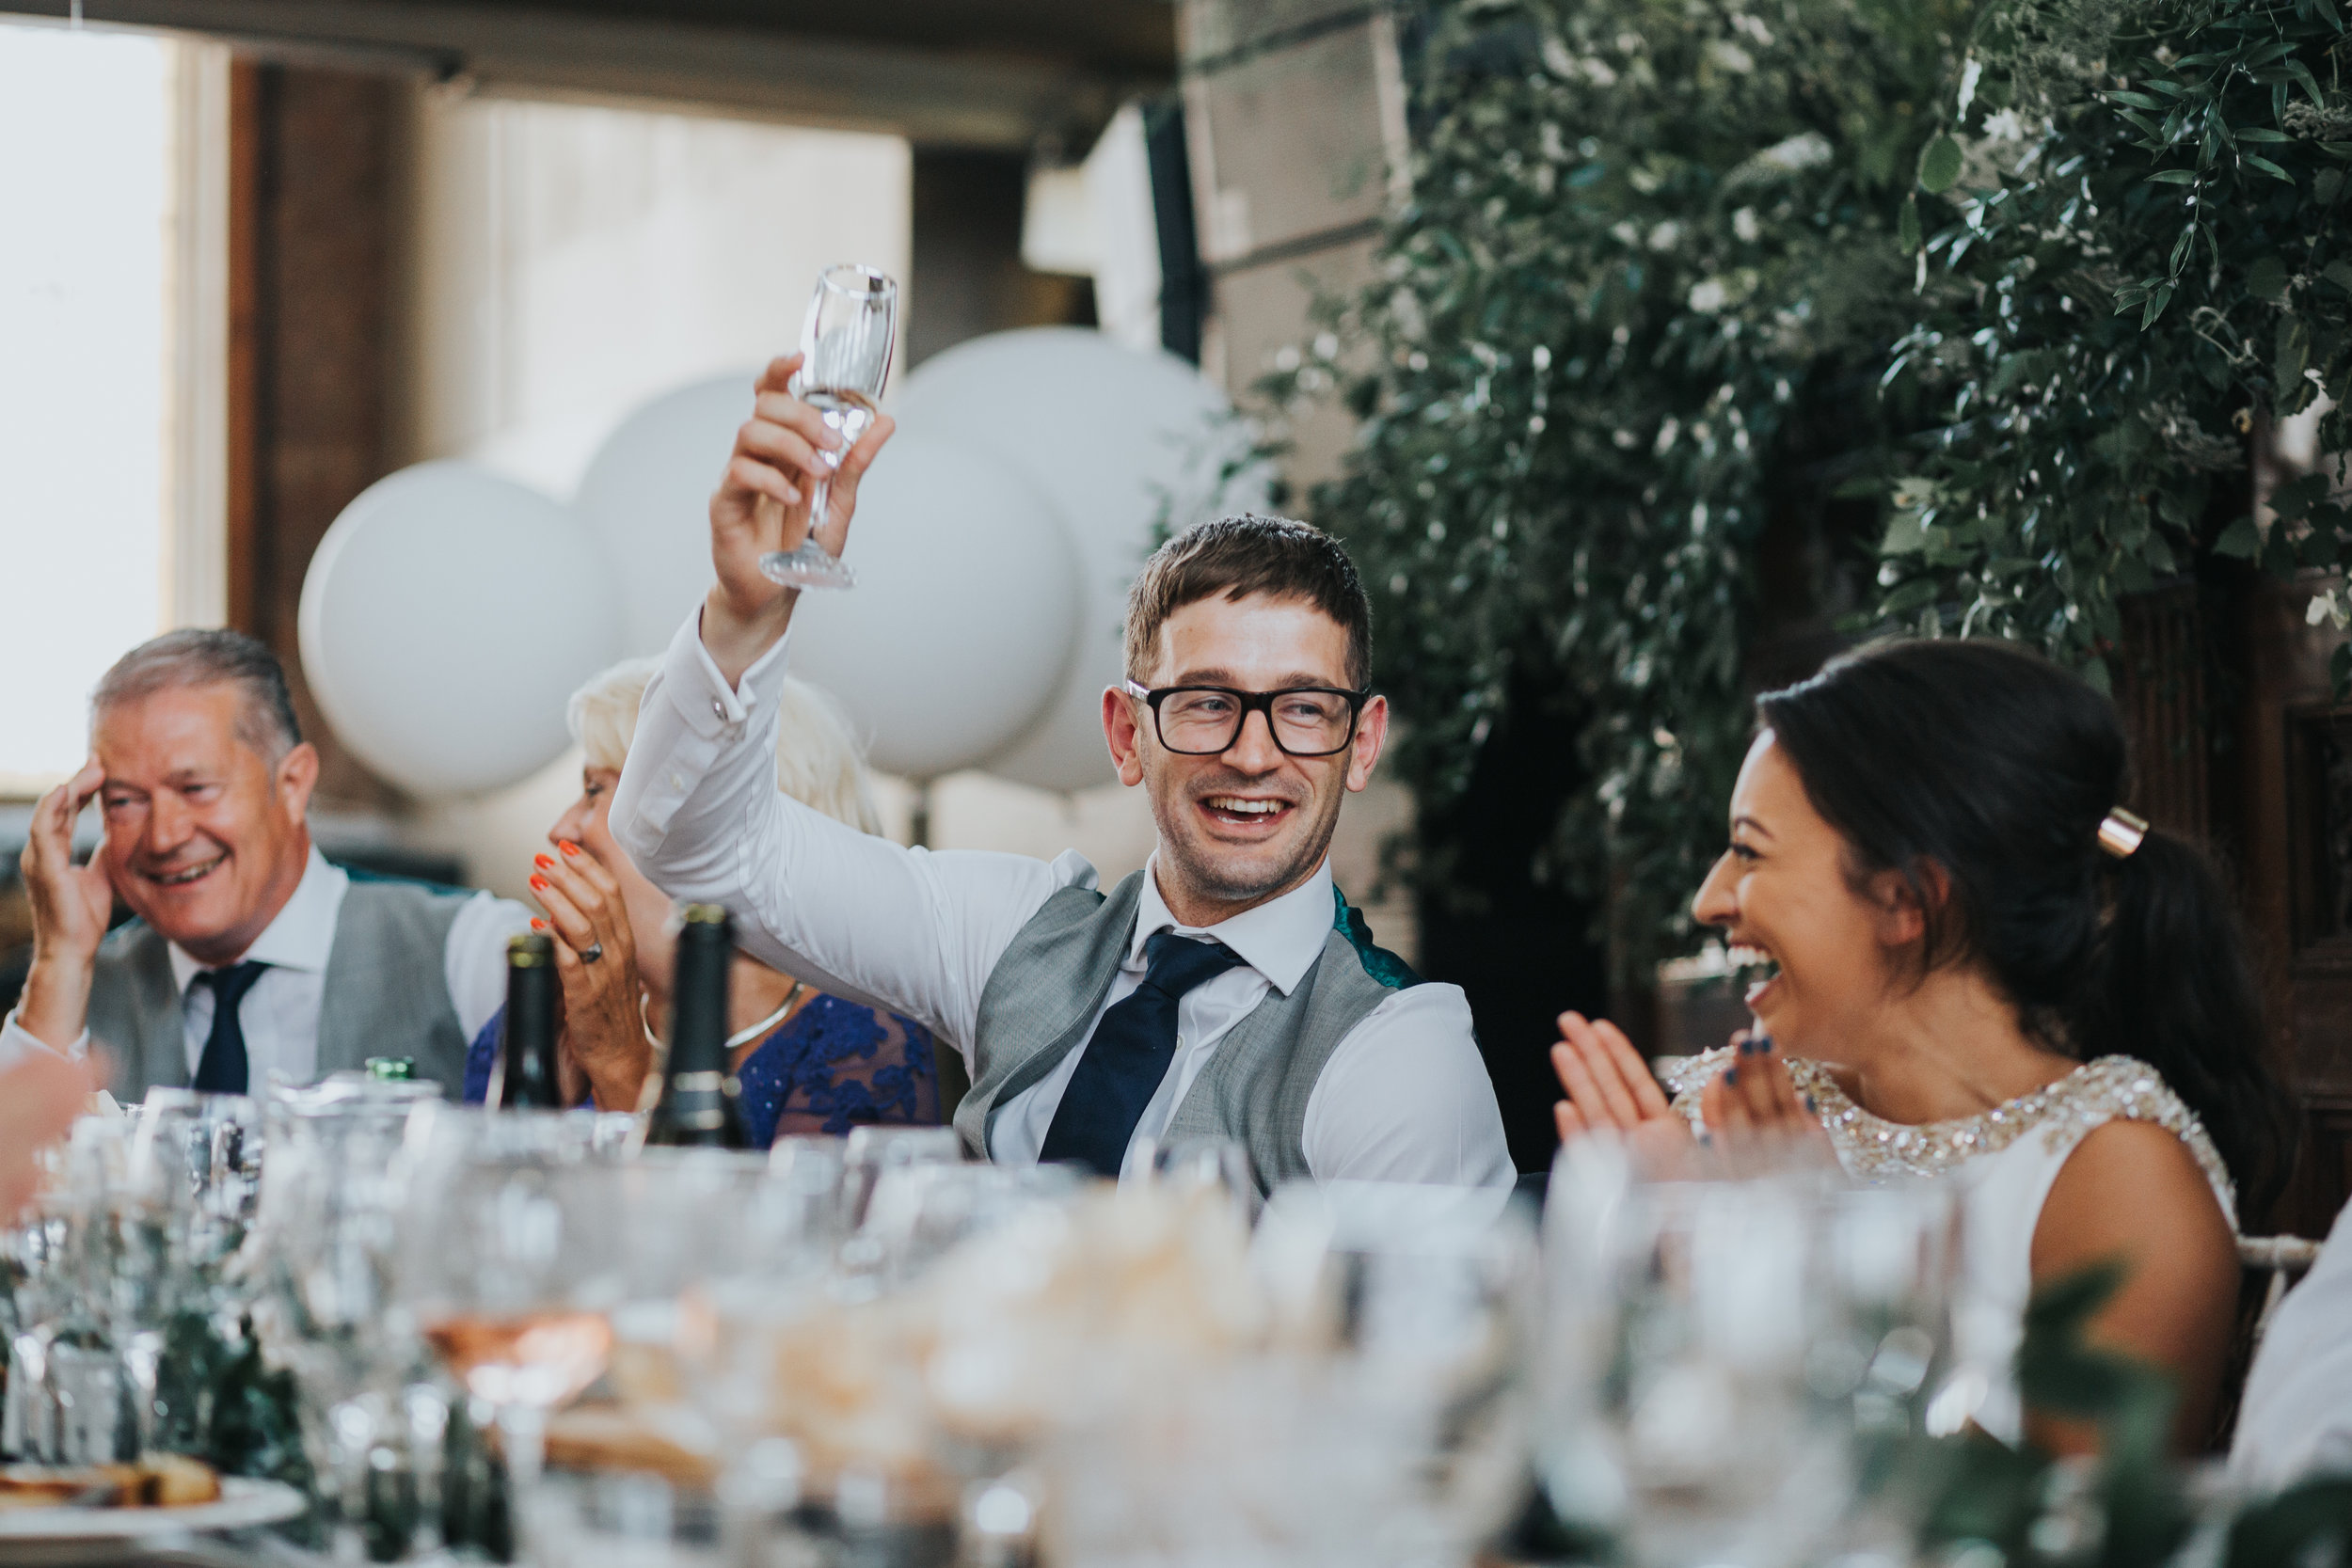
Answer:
[
  {"left": 644, "top": 903, "right": 751, "bottom": 1148},
  {"left": 488, "top": 931, "right": 564, "bottom": 1111}
]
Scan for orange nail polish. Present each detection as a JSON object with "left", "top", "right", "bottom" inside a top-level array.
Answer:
[
  {"left": 560, "top": 841, "right": 581, "bottom": 857},
  {"left": 531, "top": 917, "right": 547, "bottom": 930},
  {"left": 533, "top": 853, "right": 555, "bottom": 870},
  {"left": 530, "top": 875, "right": 549, "bottom": 893}
]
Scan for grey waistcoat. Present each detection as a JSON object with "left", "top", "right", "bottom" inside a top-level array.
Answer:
[
  {"left": 85, "top": 879, "right": 474, "bottom": 1102},
  {"left": 953, "top": 871, "right": 1421, "bottom": 1195}
]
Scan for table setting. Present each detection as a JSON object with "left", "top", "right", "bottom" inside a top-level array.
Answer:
[{"left": 0, "top": 1074, "right": 2333, "bottom": 1568}]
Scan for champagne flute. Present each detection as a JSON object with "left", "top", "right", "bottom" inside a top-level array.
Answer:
[{"left": 758, "top": 263, "right": 899, "bottom": 592}]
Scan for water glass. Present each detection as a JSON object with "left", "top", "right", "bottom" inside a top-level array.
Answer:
[
  {"left": 1534, "top": 1165, "right": 1958, "bottom": 1568},
  {"left": 1136, "top": 1135, "right": 1255, "bottom": 1227}
]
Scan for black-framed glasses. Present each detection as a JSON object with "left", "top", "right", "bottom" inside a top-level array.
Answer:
[{"left": 1120, "top": 679, "right": 1371, "bottom": 757}]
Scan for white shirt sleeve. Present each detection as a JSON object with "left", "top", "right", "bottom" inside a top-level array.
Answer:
[
  {"left": 2231, "top": 1197, "right": 2352, "bottom": 1491},
  {"left": 1300, "top": 982, "right": 1515, "bottom": 1189},
  {"left": 0, "top": 1011, "right": 83, "bottom": 1072},
  {"left": 444, "top": 893, "right": 540, "bottom": 1042},
  {"left": 609, "top": 609, "right": 1081, "bottom": 1069}
]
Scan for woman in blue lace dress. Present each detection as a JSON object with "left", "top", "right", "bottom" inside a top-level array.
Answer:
[{"left": 463, "top": 658, "right": 938, "bottom": 1142}]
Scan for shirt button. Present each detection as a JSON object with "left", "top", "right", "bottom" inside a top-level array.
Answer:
[{"left": 670, "top": 773, "right": 684, "bottom": 789}]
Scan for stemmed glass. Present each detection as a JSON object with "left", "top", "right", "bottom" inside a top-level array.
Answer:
[
  {"left": 1138, "top": 1134, "right": 1257, "bottom": 1229},
  {"left": 757, "top": 262, "right": 899, "bottom": 592},
  {"left": 128, "top": 1088, "right": 263, "bottom": 1294},
  {"left": 259, "top": 1083, "right": 440, "bottom": 1553},
  {"left": 117, "top": 1091, "right": 263, "bottom": 1453},
  {"left": 1536, "top": 1164, "right": 1965, "bottom": 1568},
  {"left": 397, "top": 1115, "right": 624, "bottom": 1513},
  {"left": 6, "top": 1121, "right": 127, "bottom": 1465}
]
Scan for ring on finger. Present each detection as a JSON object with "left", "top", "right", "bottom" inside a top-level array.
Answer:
[{"left": 580, "top": 942, "right": 605, "bottom": 964}]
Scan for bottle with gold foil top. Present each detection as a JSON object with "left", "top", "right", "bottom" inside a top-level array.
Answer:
[
  {"left": 488, "top": 931, "right": 564, "bottom": 1111},
  {"left": 644, "top": 904, "right": 750, "bottom": 1148}
]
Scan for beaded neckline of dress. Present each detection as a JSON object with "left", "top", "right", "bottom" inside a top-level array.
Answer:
[{"left": 1659, "top": 1047, "right": 2236, "bottom": 1225}]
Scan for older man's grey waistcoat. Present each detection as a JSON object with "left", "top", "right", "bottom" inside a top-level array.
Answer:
[
  {"left": 84, "top": 881, "right": 472, "bottom": 1102},
  {"left": 952, "top": 871, "right": 1421, "bottom": 1194}
]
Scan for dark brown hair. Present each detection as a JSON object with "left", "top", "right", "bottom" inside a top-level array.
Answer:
[
  {"left": 1756, "top": 637, "right": 2296, "bottom": 1215},
  {"left": 1123, "top": 515, "right": 1372, "bottom": 688}
]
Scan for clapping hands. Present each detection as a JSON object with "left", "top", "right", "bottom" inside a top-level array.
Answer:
[{"left": 1550, "top": 1011, "right": 1834, "bottom": 1178}]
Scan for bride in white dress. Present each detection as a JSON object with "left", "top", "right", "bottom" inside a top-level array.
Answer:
[{"left": 1548, "top": 638, "right": 2294, "bottom": 1454}]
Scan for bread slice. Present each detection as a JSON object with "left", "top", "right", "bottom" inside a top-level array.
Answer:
[{"left": 136, "top": 1454, "right": 221, "bottom": 1508}]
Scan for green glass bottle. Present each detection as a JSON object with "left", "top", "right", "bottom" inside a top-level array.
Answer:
[
  {"left": 488, "top": 931, "right": 564, "bottom": 1111},
  {"left": 643, "top": 904, "right": 750, "bottom": 1148}
]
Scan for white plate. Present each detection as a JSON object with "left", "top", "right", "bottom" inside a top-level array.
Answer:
[{"left": 0, "top": 1477, "right": 306, "bottom": 1544}]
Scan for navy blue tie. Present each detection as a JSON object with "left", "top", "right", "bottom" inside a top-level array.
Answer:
[
  {"left": 1040, "top": 930, "right": 1248, "bottom": 1179},
  {"left": 190, "top": 961, "right": 267, "bottom": 1095}
]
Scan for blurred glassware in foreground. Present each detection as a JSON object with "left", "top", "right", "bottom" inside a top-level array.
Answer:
[
  {"left": 1536, "top": 1139, "right": 1962, "bottom": 1568},
  {"left": 399, "top": 1107, "right": 628, "bottom": 1523},
  {"left": 257, "top": 1075, "right": 443, "bottom": 1554},
  {"left": 1136, "top": 1133, "right": 1255, "bottom": 1231}
]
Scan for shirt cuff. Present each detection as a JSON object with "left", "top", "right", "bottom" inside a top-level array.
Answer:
[
  {"left": 0, "top": 1009, "right": 88, "bottom": 1072},
  {"left": 675, "top": 606, "right": 793, "bottom": 738}
]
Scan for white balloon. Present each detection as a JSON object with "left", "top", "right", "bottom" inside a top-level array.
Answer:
[
  {"left": 298, "top": 462, "right": 621, "bottom": 799},
  {"left": 573, "top": 374, "right": 757, "bottom": 657},
  {"left": 572, "top": 374, "right": 1086, "bottom": 778},
  {"left": 893, "top": 328, "right": 1269, "bottom": 793},
  {"left": 788, "top": 432, "right": 1079, "bottom": 779}
]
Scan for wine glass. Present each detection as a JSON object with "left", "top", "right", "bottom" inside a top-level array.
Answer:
[
  {"left": 128, "top": 1087, "right": 263, "bottom": 1294},
  {"left": 398, "top": 1117, "right": 624, "bottom": 1512},
  {"left": 1138, "top": 1134, "right": 1257, "bottom": 1229},
  {"left": 1537, "top": 1174, "right": 1866, "bottom": 1568},
  {"left": 758, "top": 262, "right": 899, "bottom": 592},
  {"left": 260, "top": 1085, "right": 441, "bottom": 1553}
]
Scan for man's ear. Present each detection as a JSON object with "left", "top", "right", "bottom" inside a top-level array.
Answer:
[
  {"left": 1345, "top": 694, "right": 1388, "bottom": 793},
  {"left": 276, "top": 741, "right": 320, "bottom": 819},
  {"left": 1102, "top": 688, "right": 1147, "bottom": 787}
]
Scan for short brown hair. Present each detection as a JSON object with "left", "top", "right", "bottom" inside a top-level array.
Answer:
[{"left": 1123, "top": 515, "right": 1372, "bottom": 689}]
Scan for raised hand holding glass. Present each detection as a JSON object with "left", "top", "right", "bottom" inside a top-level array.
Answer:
[{"left": 759, "top": 263, "right": 898, "bottom": 592}]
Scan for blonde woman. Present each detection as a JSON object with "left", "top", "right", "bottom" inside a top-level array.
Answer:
[{"left": 462, "top": 657, "right": 940, "bottom": 1140}]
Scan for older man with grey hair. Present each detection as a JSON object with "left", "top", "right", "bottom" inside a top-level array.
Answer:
[{"left": 4, "top": 629, "right": 531, "bottom": 1099}]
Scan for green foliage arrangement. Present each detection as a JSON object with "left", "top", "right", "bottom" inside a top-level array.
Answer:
[
  {"left": 1881, "top": 0, "right": 2352, "bottom": 684},
  {"left": 1266, "top": 0, "right": 1962, "bottom": 970},
  {"left": 1260, "top": 0, "right": 2352, "bottom": 970}
]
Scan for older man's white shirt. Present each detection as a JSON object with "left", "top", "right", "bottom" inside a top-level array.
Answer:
[
  {"left": 611, "top": 610, "right": 1514, "bottom": 1189},
  {"left": 0, "top": 848, "right": 527, "bottom": 1082}
]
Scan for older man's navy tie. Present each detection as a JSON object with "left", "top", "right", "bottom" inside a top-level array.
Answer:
[
  {"left": 190, "top": 960, "right": 267, "bottom": 1095},
  {"left": 1039, "top": 930, "right": 1248, "bottom": 1179}
]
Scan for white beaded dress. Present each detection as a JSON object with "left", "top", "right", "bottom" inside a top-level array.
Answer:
[{"left": 1661, "top": 1048, "right": 2235, "bottom": 1445}]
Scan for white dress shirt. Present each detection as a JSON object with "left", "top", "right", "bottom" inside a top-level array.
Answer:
[
  {"left": 612, "top": 610, "right": 1514, "bottom": 1189},
  {"left": 0, "top": 847, "right": 530, "bottom": 1084},
  {"left": 2231, "top": 1196, "right": 2352, "bottom": 1491}
]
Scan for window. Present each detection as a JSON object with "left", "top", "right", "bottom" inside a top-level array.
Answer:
[{"left": 0, "top": 23, "right": 226, "bottom": 792}]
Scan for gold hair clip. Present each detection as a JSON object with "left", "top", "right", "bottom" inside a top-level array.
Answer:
[{"left": 2097, "top": 806, "right": 2149, "bottom": 860}]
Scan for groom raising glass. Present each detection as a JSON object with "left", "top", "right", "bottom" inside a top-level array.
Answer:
[{"left": 611, "top": 354, "right": 1511, "bottom": 1192}]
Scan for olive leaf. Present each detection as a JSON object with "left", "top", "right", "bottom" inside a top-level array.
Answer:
[{"left": 1918, "top": 132, "right": 1965, "bottom": 193}]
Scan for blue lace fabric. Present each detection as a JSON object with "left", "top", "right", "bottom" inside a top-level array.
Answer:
[{"left": 461, "top": 991, "right": 942, "bottom": 1145}]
